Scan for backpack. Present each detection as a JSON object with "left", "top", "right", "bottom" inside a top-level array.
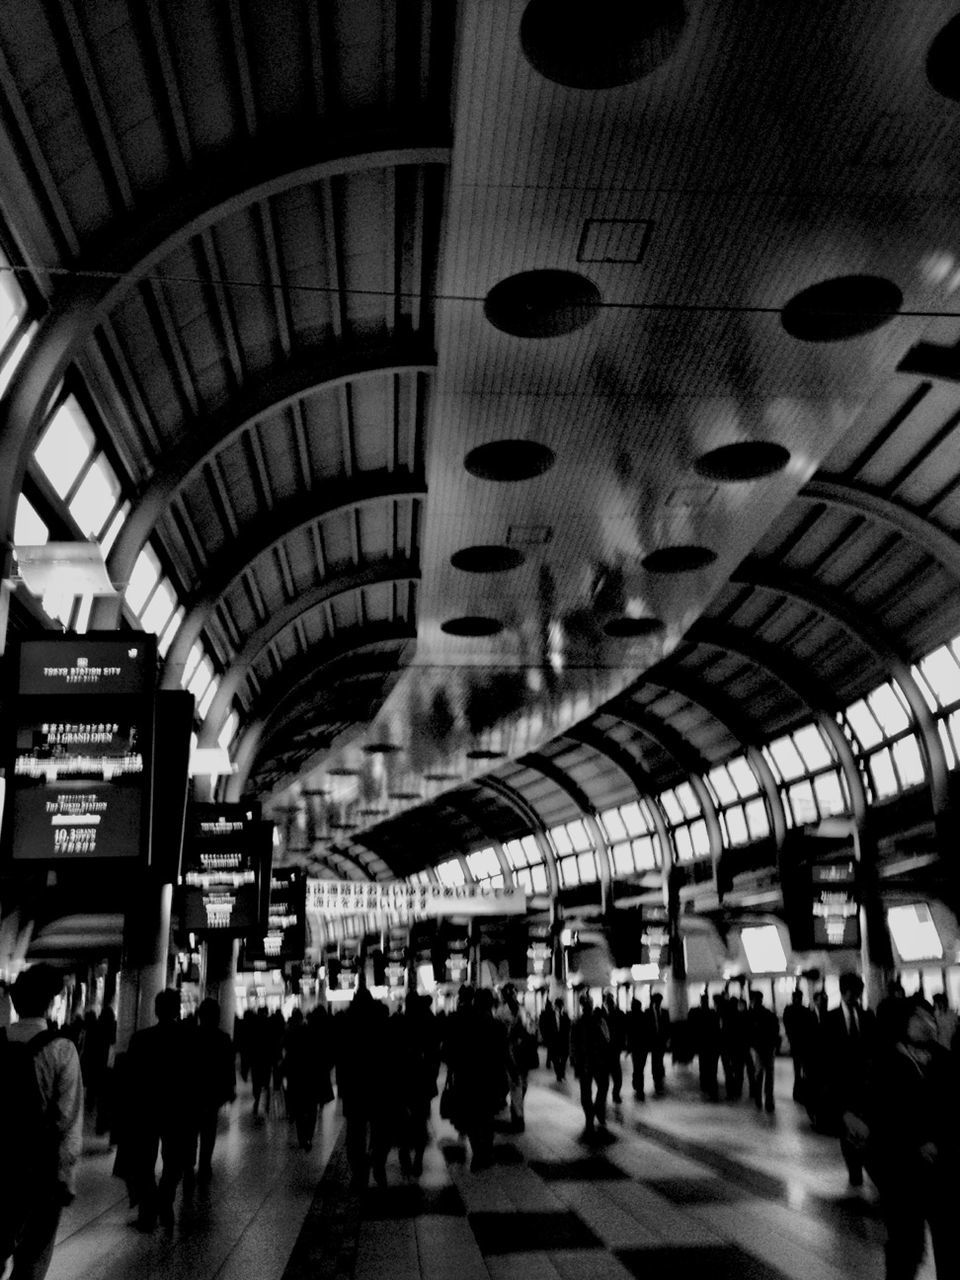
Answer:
[{"left": 0, "top": 1028, "right": 62, "bottom": 1260}]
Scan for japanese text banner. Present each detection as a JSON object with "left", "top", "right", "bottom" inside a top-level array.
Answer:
[{"left": 306, "top": 879, "right": 526, "bottom": 917}]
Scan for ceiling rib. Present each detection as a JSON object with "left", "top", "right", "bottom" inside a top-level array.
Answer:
[
  {"left": 518, "top": 751, "right": 613, "bottom": 906},
  {"left": 475, "top": 776, "right": 560, "bottom": 900}
]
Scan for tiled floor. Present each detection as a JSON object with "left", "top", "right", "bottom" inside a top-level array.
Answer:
[{"left": 48, "top": 1057, "right": 938, "bottom": 1280}]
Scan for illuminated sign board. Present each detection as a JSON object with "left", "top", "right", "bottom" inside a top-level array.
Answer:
[
  {"left": 306, "top": 879, "right": 526, "bottom": 917},
  {"left": 811, "top": 857, "right": 860, "bottom": 948},
  {"left": 179, "top": 803, "right": 260, "bottom": 933},
  {"left": 3, "top": 636, "right": 155, "bottom": 863},
  {"left": 246, "top": 869, "right": 306, "bottom": 963}
]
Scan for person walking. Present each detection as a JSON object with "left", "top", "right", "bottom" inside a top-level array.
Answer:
[
  {"left": 570, "top": 992, "right": 611, "bottom": 1133},
  {"left": 1, "top": 965, "right": 83, "bottom": 1280},
  {"left": 552, "top": 997, "right": 571, "bottom": 1082},
  {"left": 644, "top": 992, "right": 671, "bottom": 1097},
  {"left": 450, "top": 987, "right": 509, "bottom": 1171},
  {"left": 601, "top": 991, "right": 626, "bottom": 1104},
  {"left": 782, "top": 988, "right": 816, "bottom": 1104},
  {"left": 189, "top": 997, "right": 236, "bottom": 1180},
  {"left": 746, "top": 990, "right": 780, "bottom": 1113},
  {"left": 823, "top": 972, "right": 876, "bottom": 1187}
]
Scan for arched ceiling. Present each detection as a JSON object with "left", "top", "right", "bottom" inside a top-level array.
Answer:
[{"left": 3, "top": 3, "right": 960, "bottom": 882}]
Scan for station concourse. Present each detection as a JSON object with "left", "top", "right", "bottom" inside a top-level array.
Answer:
[{"left": 1, "top": 4, "right": 960, "bottom": 1280}]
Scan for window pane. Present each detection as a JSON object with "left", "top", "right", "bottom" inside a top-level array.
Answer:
[
  {"left": 126, "top": 545, "right": 161, "bottom": 615},
  {"left": 768, "top": 735, "right": 806, "bottom": 781},
  {"left": 600, "top": 807, "right": 627, "bottom": 841},
  {"left": 99, "top": 502, "right": 128, "bottom": 556},
  {"left": 612, "top": 842, "right": 634, "bottom": 875},
  {"left": 729, "top": 755, "right": 761, "bottom": 798},
  {"left": 218, "top": 711, "right": 239, "bottom": 751},
  {"left": 567, "top": 819, "right": 589, "bottom": 850},
  {"left": 140, "top": 578, "right": 176, "bottom": 637},
  {"left": 551, "top": 824, "right": 572, "bottom": 855},
  {"left": 488, "top": 872, "right": 504, "bottom": 889},
  {"left": 910, "top": 663, "right": 939, "bottom": 714},
  {"left": 0, "top": 261, "right": 25, "bottom": 345},
  {"left": 891, "top": 735, "right": 925, "bottom": 788},
  {"left": 560, "top": 856, "right": 579, "bottom": 886},
  {"left": 810, "top": 771, "right": 844, "bottom": 816},
  {"left": 620, "top": 802, "right": 647, "bottom": 836},
  {"left": 659, "top": 790, "right": 684, "bottom": 824},
  {"left": 919, "top": 648, "right": 960, "bottom": 708},
  {"left": 675, "top": 782, "right": 700, "bottom": 818},
  {"left": 13, "top": 495, "right": 48, "bottom": 546},
  {"left": 577, "top": 851, "right": 597, "bottom": 882},
  {"left": 793, "top": 724, "right": 832, "bottom": 771},
  {"left": 845, "top": 700, "right": 883, "bottom": 749},
  {"left": 183, "top": 641, "right": 204, "bottom": 687},
  {"left": 634, "top": 836, "right": 657, "bottom": 869},
  {"left": 673, "top": 825, "right": 693, "bottom": 861},
  {"left": 34, "top": 397, "right": 95, "bottom": 498},
  {"left": 68, "top": 455, "right": 122, "bottom": 538},
  {"left": 467, "top": 847, "right": 500, "bottom": 880},
  {"left": 724, "top": 805, "right": 748, "bottom": 845},
  {"left": 188, "top": 656, "right": 213, "bottom": 702},
  {"left": 708, "top": 766, "right": 738, "bottom": 806},
  {"left": 690, "top": 819, "right": 710, "bottom": 856},
  {"left": 504, "top": 839, "right": 527, "bottom": 870},
  {"left": 158, "top": 605, "right": 183, "bottom": 658},
  {"left": 531, "top": 864, "right": 548, "bottom": 893},
  {"left": 436, "top": 858, "right": 465, "bottom": 887},
  {"left": 868, "top": 683, "right": 910, "bottom": 735},
  {"left": 938, "top": 718, "right": 956, "bottom": 770},
  {"left": 197, "top": 676, "right": 218, "bottom": 720},
  {"left": 869, "top": 748, "right": 899, "bottom": 800},
  {"left": 515, "top": 867, "right": 532, "bottom": 893},
  {"left": 0, "top": 323, "right": 34, "bottom": 398},
  {"left": 744, "top": 798, "right": 770, "bottom": 839},
  {"left": 788, "top": 780, "right": 818, "bottom": 825},
  {"left": 522, "top": 835, "right": 542, "bottom": 864}
]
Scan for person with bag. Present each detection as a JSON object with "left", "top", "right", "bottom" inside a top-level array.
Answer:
[{"left": 0, "top": 964, "right": 83, "bottom": 1280}]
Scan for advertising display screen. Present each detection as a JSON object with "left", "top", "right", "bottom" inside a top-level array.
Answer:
[
  {"left": 179, "top": 803, "right": 260, "bottom": 933},
  {"left": 3, "top": 635, "right": 156, "bottom": 863},
  {"left": 246, "top": 868, "right": 306, "bottom": 963},
  {"left": 811, "top": 856, "right": 860, "bottom": 948}
]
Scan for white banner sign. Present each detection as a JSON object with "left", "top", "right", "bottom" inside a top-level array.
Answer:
[{"left": 306, "top": 879, "right": 527, "bottom": 917}]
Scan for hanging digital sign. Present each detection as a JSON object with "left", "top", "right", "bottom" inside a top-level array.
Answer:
[
  {"left": 178, "top": 803, "right": 260, "bottom": 933},
  {"left": 811, "top": 857, "right": 860, "bottom": 948},
  {"left": 3, "top": 635, "right": 156, "bottom": 863},
  {"left": 245, "top": 868, "right": 306, "bottom": 963}
]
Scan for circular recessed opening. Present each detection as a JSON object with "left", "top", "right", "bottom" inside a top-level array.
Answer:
[
  {"left": 424, "top": 771, "right": 463, "bottom": 783},
  {"left": 520, "top": 0, "right": 686, "bottom": 89},
  {"left": 466, "top": 749, "right": 506, "bottom": 761},
  {"left": 484, "top": 269, "right": 601, "bottom": 338},
  {"left": 363, "top": 741, "right": 401, "bottom": 754},
  {"left": 781, "top": 275, "right": 902, "bottom": 342},
  {"left": 603, "top": 615, "right": 666, "bottom": 639},
  {"left": 326, "top": 767, "right": 359, "bottom": 777},
  {"left": 693, "top": 441, "right": 791, "bottom": 482},
  {"left": 389, "top": 791, "right": 421, "bottom": 802},
  {"left": 451, "top": 544, "right": 526, "bottom": 574},
  {"left": 642, "top": 545, "right": 717, "bottom": 574},
  {"left": 927, "top": 15, "right": 960, "bottom": 100},
  {"left": 441, "top": 616, "right": 504, "bottom": 637},
  {"left": 464, "top": 439, "right": 556, "bottom": 482}
]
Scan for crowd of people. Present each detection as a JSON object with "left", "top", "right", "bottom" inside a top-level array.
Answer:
[{"left": 3, "top": 966, "right": 959, "bottom": 1280}]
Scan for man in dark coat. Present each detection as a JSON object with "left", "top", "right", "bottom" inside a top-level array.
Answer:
[
  {"left": 642, "top": 992, "right": 671, "bottom": 1097},
  {"left": 189, "top": 997, "right": 235, "bottom": 1178},
  {"left": 823, "top": 971, "right": 876, "bottom": 1187},
  {"left": 570, "top": 992, "right": 611, "bottom": 1131},
  {"left": 746, "top": 990, "right": 780, "bottom": 1113},
  {"left": 694, "top": 994, "right": 722, "bottom": 1102},
  {"left": 449, "top": 987, "right": 509, "bottom": 1171},
  {"left": 552, "top": 997, "right": 571, "bottom": 1082},
  {"left": 782, "top": 988, "right": 816, "bottom": 1103},
  {"left": 337, "top": 985, "right": 392, "bottom": 1189}
]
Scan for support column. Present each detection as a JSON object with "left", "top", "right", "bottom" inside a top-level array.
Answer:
[
  {"left": 116, "top": 881, "right": 173, "bottom": 1053},
  {"left": 203, "top": 934, "right": 240, "bottom": 1035}
]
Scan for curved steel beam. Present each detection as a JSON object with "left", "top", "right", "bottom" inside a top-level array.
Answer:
[
  {"left": 475, "top": 776, "right": 561, "bottom": 900},
  {"left": 564, "top": 725, "right": 676, "bottom": 874},
  {"left": 103, "top": 347, "right": 433, "bottom": 607},
  {"left": 518, "top": 752, "right": 614, "bottom": 908},
  {"left": 0, "top": 129, "right": 450, "bottom": 540},
  {"left": 688, "top": 619, "right": 867, "bottom": 824},
  {"left": 645, "top": 668, "right": 787, "bottom": 851},
  {"left": 195, "top": 556, "right": 419, "bottom": 739},
  {"left": 801, "top": 474, "right": 960, "bottom": 584},
  {"left": 733, "top": 559, "right": 948, "bottom": 818},
  {"left": 431, "top": 795, "right": 515, "bottom": 889},
  {"left": 610, "top": 706, "right": 724, "bottom": 873}
]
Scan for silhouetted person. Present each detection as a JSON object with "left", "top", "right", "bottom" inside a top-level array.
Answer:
[
  {"left": 1, "top": 965, "right": 83, "bottom": 1280},
  {"left": 746, "top": 990, "right": 780, "bottom": 1113},
  {"left": 639, "top": 992, "right": 670, "bottom": 1097},
  {"left": 695, "top": 994, "right": 721, "bottom": 1102},
  {"left": 189, "top": 997, "right": 235, "bottom": 1181},
  {"left": 876, "top": 978, "right": 906, "bottom": 1049},
  {"left": 539, "top": 1000, "right": 558, "bottom": 1075},
  {"left": 571, "top": 992, "right": 611, "bottom": 1133},
  {"left": 248, "top": 1007, "right": 275, "bottom": 1118},
  {"left": 450, "top": 987, "right": 509, "bottom": 1171},
  {"left": 823, "top": 972, "right": 876, "bottom": 1187},
  {"left": 283, "top": 1005, "right": 333, "bottom": 1151},
  {"left": 393, "top": 994, "right": 441, "bottom": 1175},
  {"left": 499, "top": 982, "right": 533, "bottom": 1132},
  {"left": 338, "top": 986, "right": 391, "bottom": 1188},
  {"left": 552, "top": 997, "right": 571, "bottom": 1081},
  {"left": 782, "top": 989, "right": 815, "bottom": 1104},
  {"left": 601, "top": 991, "right": 626, "bottom": 1104}
]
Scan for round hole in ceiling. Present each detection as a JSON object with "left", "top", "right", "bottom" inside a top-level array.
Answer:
[
  {"left": 927, "top": 15, "right": 960, "bottom": 100},
  {"left": 642, "top": 545, "right": 717, "bottom": 574},
  {"left": 441, "top": 616, "right": 504, "bottom": 637},
  {"left": 484, "top": 269, "right": 601, "bottom": 338},
  {"left": 465, "top": 748, "right": 506, "bottom": 761},
  {"left": 603, "top": 615, "right": 666, "bottom": 639},
  {"left": 451, "top": 545, "right": 526, "bottom": 574},
  {"left": 693, "top": 441, "right": 791, "bottom": 482},
  {"left": 464, "top": 439, "right": 556, "bottom": 482},
  {"left": 363, "top": 741, "right": 401, "bottom": 754},
  {"left": 781, "top": 275, "right": 902, "bottom": 342},
  {"left": 520, "top": 0, "right": 686, "bottom": 89}
]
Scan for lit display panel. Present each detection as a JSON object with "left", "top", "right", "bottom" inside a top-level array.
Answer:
[
  {"left": 3, "top": 636, "right": 155, "bottom": 862},
  {"left": 245, "top": 868, "right": 306, "bottom": 963},
  {"left": 179, "top": 803, "right": 260, "bottom": 933}
]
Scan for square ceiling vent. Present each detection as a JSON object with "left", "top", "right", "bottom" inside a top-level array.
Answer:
[{"left": 577, "top": 218, "right": 654, "bottom": 264}]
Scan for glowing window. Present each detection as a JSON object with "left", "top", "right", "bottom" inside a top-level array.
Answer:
[
  {"left": 577, "top": 851, "right": 597, "bottom": 882},
  {"left": 218, "top": 711, "right": 239, "bottom": 751},
  {"left": 197, "top": 676, "right": 218, "bottom": 720},
  {"left": 741, "top": 924, "right": 788, "bottom": 973},
  {"left": 568, "top": 819, "right": 590, "bottom": 850},
  {"left": 436, "top": 858, "right": 465, "bottom": 887},
  {"left": 515, "top": 867, "right": 533, "bottom": 893},
  {"left": 0, "top": 262, "right": 25, "bottom": 347},
  {"left": 793, "top": 724, "right": 832, "bottom": 771},
  {"left": 708, "top": 766, "right": 737, "bottom": 806},
  {"left": 488, "top": 872, "right": 504, "bottom": 889},
  {"left": 868, "top": 684, "right": 910, "bottom": 736},
  {"left": 768, "top": 735, "right": 805, "bottom": 781},
  {"left": 891, "top": 735, "right": 925, "bottom": 788},
  {"left": 620, "top": 802, "right": 648, "bottom": 836},
  {"left": 690, "top": 819, "right": 710, "bottom": 856},
  {"left": 99, "top": 502, "right": 128, "bottom": 556},
  {"left": 126, "top": 545, "right": 161, "bottom": 615},
  {"left": 530, "top": 864, "right": 548, "bottom": 893},
  {"left": 744, "top": 798, "right": 769, "bottom": 839},
  {"left": 813, "top": 771, "right": 846, "bottom": 816},
  {"left": 183, "top": 641, "right": 204, "bottom": 687},
  {"left": 845, "top": 700, "right": 883, "bottom": 749},
  {"left": 919, "top": 648, "right": 960, "bottom": 708},
  {"left": 139, "top": 579, "right": 177, "bottom": 637},
  {"left": 788, "top": 780, "right": 817, "bottom": 824},
  {"left": 522, "top": 835, "right": 542, "bottom": 864},
  {"left": 188, "top": 656, "right": 213, "bottom": 703},
  {"left": 560, "top": 856, "right": 579, "bottom": 886},
  {"left": 467, "top": 847, "right": 500, "bottom": 880},
  {"left": 504, "top": 839, "right": 527, "bottom": 870},
  {"left": 673, "top": 825, "right": 693, "bottom": 861},
  {"left": 724, "top": 805, "right": 748, "bottom": 845},
  {"left": 158, "top": 606, "right": 184, "bottom": 658},
  {"left": 634, "top": 836, "right": 658, "bottom": 869},
  {"left": 938, "top": 719, "right": 956, "bottom": 770},
  {"left": 13, "top": 495, "right": 48, "bottom": 546},
  {"left": 675, "top": 783, "right": 700, "bottom": 818},
  {"left": 34, "top": 397, "right": 95, "bottom": 498},
  {"left": 68, "top": 455, "right": 121, "bottom": 539},
  {"left": 0, "top": 323, "right": 35, "bottom": 398},
  {"left": 600, "top": 807, "right": 627, "bottom": 841},
  {"left": 728, "top": 756, "right": 760, "bottom": 798},
  {"left": 887, "top": 903, "right": 943, "bottom": 962},
  {"left": 612, "top": 842, "right": 634, "bottom": 875},
  {"left": 869, "top": 748, "right": 898, "bottom": 800},
  {"left": 911, "top": 662, "right": 939, "bottom": 713},
  {"left": 659, "top": 790, "right": 684, "bottom": 824},
  {"left": 551, "top": 825, "right": 572, "bottom": 855}
]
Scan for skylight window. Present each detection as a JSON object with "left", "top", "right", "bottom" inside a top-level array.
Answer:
[
  {"left": 868, "top": 683, "right": 910, "bottom": 736},
  {"left": 728, "top": 755, "right": 760, "bottom": 798},
  {"left": 891, "top": 735, "right": 925, "bottom": 788},
  {"left": 521, "top": 835, "right": 541, "bottom": 864},
  {"left": 188, "top": 656, "right": 214, "bottom": 703},
  {"left": 845, "top": 700, "right": 883, "bottom": 749},
  {"left": 707, "top": 766, "right": 738, "bottom": 806},
  {"left": 504, "top": 839, "right": 528, "bottom": 870},
  {"left": 869, "top": 748, "right": 898, "bottom": 800},
  {"left": 158, "top": 605, "right": 184, "bottom": 658},
  {"left": 68, "top": 455, "right": 121, "bottom": 539},
  {"left": 744, "top": 798, "right": 770, "bottom": 839},
  {"left": 197, "top": 675, "right": 218, "bottom": 720},
  {"left": 612, "top": 842, "right": 634, "bottom": 874},
  {"left": 99, "top": 502, "right": 129, "bottom": 556},
  {"left": 659, "top": 790, "right": 684, "bottom": 824},
  {"left": 919, "top": 646, "right": 960, "bottom": 708},
  {"left": 577, "top": 851, "right": 597, "bottom": 882},
  {"left": 551, "top": 824, "right": 572, "bottom": 855},
  {"left": 767, "top": 736, "right": 805, "bottom": 781},
  {"left": 126, "top": 545, "right": 161, "bottom": 615},
  {"left": 793, "top": 724, "right": 832, "bottom": 771},
  {"left": 467, "top": 847, "right": 500, "bottom": 880},
  {"left": 723, "top": 805, "right": 748, "bottom": 845},
  {"left": 634, "top": 836, "right": 658, "bottom": 869},
  {"left": 813, "top": 772, "right": 846, "bottom": 816},
  {"left": 34, "top": 396, "right": 95, "bottom": 499},
  {"left": 182, "top": 640, "right": 204, "bottom": 688},
  {"left": 139, "top": 579, "right": 177, "bottom": 637},
  {"left": 620, "top": 801, "right": 649, "bottom": 836},
  {"left": 600, "top": 806, "right": 627, "bottom": 840},
  {"left": 0, "top": 322, "right": 35, "bottom": 398},
  {"left": 218, "top": 711, "right": 239, "bottom": 752},
  {"left": 436, "top": 858, "right": 465, "bottom": 887},
  {"left": 13, "top": 495, "right": 47, "bottom": 546},
  {"left": 674, "top": 783, "right": 700, "bottom": 818},
  {"left": 0, "top": 260, "right": 26, "bottom": 347}
]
